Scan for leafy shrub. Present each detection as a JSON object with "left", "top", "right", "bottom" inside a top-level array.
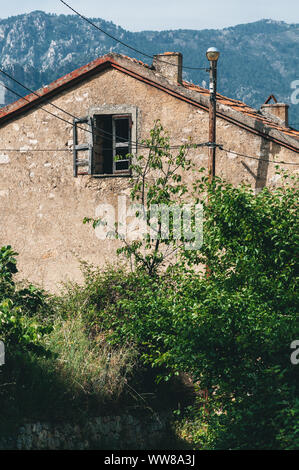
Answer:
[
  {"left": 0, "top": 251, "right": 139, "bottom": 429},
  {"left": 0, "top": 246, "right": 18, "bottom": 299},
  {"left": 0, "top": 299, "right": 49, "bottom": 350},
  {"left": 84, "top": 168, "right": 298, "bottom": 449},
  {"left": 0, "top": 246, "right": 53, "bottom": 352}
]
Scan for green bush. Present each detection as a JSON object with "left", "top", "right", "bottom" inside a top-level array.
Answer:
[
  {"left": 0, "top": 246, "right": 18, "bottom": 299},
  {"left": 1, "top": 123, "right": 298, "bottom": 448},
  {"left": 0, "top": 249, "right": 139, "bottom": 430},
  {"left": 0, "top": 298, "right": 48, "bottom": 349},
  {"left": 85, "top": 169, "right": 298, "bottom": 449},
  {"left": 0, "top": 246, "right": 51, "bottom": 353}
]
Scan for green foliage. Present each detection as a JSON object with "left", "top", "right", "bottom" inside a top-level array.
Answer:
[
  {"left": 83, "top": 144, "right": 298, "bottom": 449},
  {"left": 0, "top": 299, "right": 49, "bottom": 350},
  {"left": 45, "top": 313, "right": 137, "bottom": 401},
  {"left": 0, "top": 251, "right": 139, "bottom": 431},
  {"left": 119, "top": 120, "right": 194, "bottom": 275},
  {"left": 0, "top": 245, "right": 18, "bottom": 297},
  {"left": 0, "top": 246, "right": 53, "bottom": 351},
  {"left": 85, "top": 121, "right": 196, "bottom": 276},
  {"left": 1, "top": 118, "right": 298, "bottom": 448}
]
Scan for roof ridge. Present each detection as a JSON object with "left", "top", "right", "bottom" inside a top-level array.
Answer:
[{"left": 182, "top": 79, "right": 299, "bottom": 139}]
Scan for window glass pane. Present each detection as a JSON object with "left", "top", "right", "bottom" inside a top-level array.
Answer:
[
  {"left": 94, "top": 115, "right": 113, "bottom": 174},
  {"left": 92, "top": 114, "right": 131, "bottom": 175},
  {"left": 115, "top": 160, "right": 130, "bottom": 171},
  {"left": 115, "top": 118, "right": 130, "bottom": 142},
  {"left": 115, "top": 146, "right": 130, "bottom": 159}
]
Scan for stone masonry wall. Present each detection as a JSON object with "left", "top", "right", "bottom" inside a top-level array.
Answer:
[{"left": 0, "top": 412, "right": 172, "bottom": 450}]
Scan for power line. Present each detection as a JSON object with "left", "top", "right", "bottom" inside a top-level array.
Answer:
[
  {"left": 0, "top": 67, "right": 89, "bottom": 129},
  {"left": 0, "top": 70, "right": 132, "bottom": 145},
  {"left": 59, "top": 0, "right": 208, "bottom": 71},
  {"left": 0, "top": 75, "right": 207, "bottom": 150},
  {"left": 0, "top": 81, "right": 210, "bottom": 152},
  {"left": 0, "top": 67, "right": 128, "bottom": 146},
  {"left": 0, "top": 81, "right": 153, "bottom": 149},
  {"left": 1, "top": 71, "right": 298, "bottom": 165},
  {"left": 2, "top": 143, "right": 298, "bottom": 167},
  {"left": 219, "top": 146, "right": 299, "bottom": 166},
  {"left": 1, "top": 81, "right": 88, "bottom": 131},
  {"left": 0, "top": 148, "right": 72, "bottom": 152},
  {"left": 264, "top": 121, "right": 299, "bottom": 148}
]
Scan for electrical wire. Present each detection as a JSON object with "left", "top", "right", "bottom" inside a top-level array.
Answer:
[
  {"left": 263, "top": 122, "right": 299, "bottom": 150},
  {"left": 0, "top": 71, "right": 133, "bottom": 145},
  {"left": 219, "top": 146, "right": 299, "bottom": 166},
  {"left": 59, "top": 0, "right": 299, "bottom": 153},
  {"left": 0, "top": 75, "right": 208, "bottom": 150},
  {"left": 0, "top": 71, "right": 298, "bottom": 165},
  {"left": 0, "top": 67, "right": 91, "bottom": 128},
  {"left": 0, "top": 148, "right": 71, "bottom": 152},
  {"left": 1, "top": 81, "right": 89, "bottom": 131},
  {"left": 57, "top": 2, "right": 299, "bottom": 157},
  {"left": 59, "top": 0, "right": 208, "bottom": 71},
  {"left": 2, "top": 141, "right": 299, "bottom": 167},
  {"left": 0, "top": 83, "right": 209, "bottom": 151}
]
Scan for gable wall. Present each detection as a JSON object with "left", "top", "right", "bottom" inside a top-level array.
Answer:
[{"left": 0, "top": 68, "right": 297, "bottom": 290}]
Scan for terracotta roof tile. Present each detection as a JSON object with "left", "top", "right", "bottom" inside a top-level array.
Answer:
[{"left": 183, "top": 80, "right": 299, "bottom": 141}]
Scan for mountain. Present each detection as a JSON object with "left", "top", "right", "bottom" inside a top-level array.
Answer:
[{"left": 0, "top": 11, "right": 298, "bottom": 127}]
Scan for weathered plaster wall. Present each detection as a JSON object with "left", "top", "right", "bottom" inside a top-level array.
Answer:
[{"left": 0, "top": 67, "right": 297, "bottom": 290}]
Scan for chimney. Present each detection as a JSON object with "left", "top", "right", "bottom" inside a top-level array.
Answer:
[
  {"left": 152, "top": 52, "right": 183, "bottom": 85},
  {"left": 260, "top": 95, "right": 289, "bottom": 127}
]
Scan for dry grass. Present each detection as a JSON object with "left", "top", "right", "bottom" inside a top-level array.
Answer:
[{"left": 44, "top": 314, "right": 137, "bottom": 402}]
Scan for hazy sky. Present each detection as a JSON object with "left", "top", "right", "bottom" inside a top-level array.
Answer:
[{"left": 1, "top": 0, "right": 298, "bottom": 31}]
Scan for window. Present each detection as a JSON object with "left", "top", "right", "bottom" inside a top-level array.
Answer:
[
  {"left": 93, "top": 114, "right": 131, "bottom": 175},
  {"left": 73, "top": 110, "right": 135, "bottom": 177}
]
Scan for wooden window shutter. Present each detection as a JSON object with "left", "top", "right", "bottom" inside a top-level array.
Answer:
[{"left": 73, "top": 117, "right": 93, "bottom": 177}]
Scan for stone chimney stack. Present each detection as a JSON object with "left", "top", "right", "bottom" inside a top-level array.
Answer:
[
  {"left": 260, "top": 95, "right": 289, "bottom": 127},
  {"left": 152, "top": 52, "right": 183, "bottom": 85}
]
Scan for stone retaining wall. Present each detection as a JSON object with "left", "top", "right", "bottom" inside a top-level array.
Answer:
[{"left": 0, "top": 412, "right": 173, "bottom": 450}]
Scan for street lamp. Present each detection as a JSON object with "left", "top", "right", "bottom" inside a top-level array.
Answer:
[
  {"left": 206, "top": 47, "right": 220, "bottom": 62},
  {"left": 206, "top": 47, "right": 220, "bottom": 183}
]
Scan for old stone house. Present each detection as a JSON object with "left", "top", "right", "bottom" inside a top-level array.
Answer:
[{"left": 0, "top": 52, "right": 298, "bottom": 290}]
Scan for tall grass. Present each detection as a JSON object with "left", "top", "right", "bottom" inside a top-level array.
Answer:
[{"left": 45, "top": 314, "right": 137, "bottom": 402}]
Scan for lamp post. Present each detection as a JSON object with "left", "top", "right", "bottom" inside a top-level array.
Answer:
[
  {"left": 206, "top": 47, "right": 220, "bottom": 183},
  {"left": 203, "top": 48, "right": 220, "bottom": 411}
]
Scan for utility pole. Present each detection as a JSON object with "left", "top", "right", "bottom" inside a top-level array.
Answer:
[
  {"left": 205, "top": 48, "right": 220, "bottom": 274},
  {"left": 203, "top": 49, "right": 220, "bottom": 414},
  {"left": 206, "top": 47, "right": 220, "bottom": 183}
]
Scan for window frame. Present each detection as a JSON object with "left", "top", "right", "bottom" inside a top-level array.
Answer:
[
  {"left": 91, "top": 105, "right": 137, "bottom": 179},
  {"left": 112, "top": 114, "right": 132, "bottom": 175},
  {"left": 73, "top": 106, "right": 138, "bottom": 178}
]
